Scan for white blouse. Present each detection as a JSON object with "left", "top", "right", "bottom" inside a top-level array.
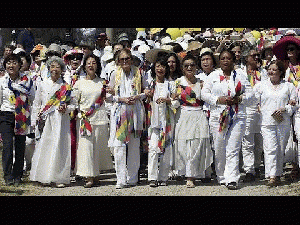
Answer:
[
  {"left": 254, "top": 79, "right": 296, "bottom": 126},
  {"left": 72, "top": 77, "right": 109, "bottom": 126},
  {"left": 0, "top": 74, "right": 35, "bottom": 112},
  {"left": 201, "top": 68, "right": 254, "bottom": 120}
]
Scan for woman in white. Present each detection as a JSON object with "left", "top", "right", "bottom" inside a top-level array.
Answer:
[
  {"left": 108, "top": 49, "right": 146, "bottom": 189},
  {"left": 73, "top": 54, "right": 113, "bottom": 188},
  {"left": 147, "top": 56, "right": 175, "bottom": 187},
  {"left": 30, "top": 56, "right": 76, "bottom": 188},
  {"left": 174, "top": 54, "right": 213, "bottom": 188},
  {"left": 241, "top": 48, "right": 268, "bottom": 182},
  {"left": 201, "top": 49, "right": 254, "bottom": 190},
  {"left": 254, "top": 60, "right": 296, "bottom": 187}
]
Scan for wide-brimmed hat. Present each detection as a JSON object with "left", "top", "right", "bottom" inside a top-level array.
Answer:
[
  {"left": 63, "top": 49, "right": 84, "bottom": 64},
  {"left": 30, "top": 44, "right": 47, "bottom": 61},
  {"left": 186, "top": 41, "right": 202, "bottom": 53},
  {"left": 46, "top": 43, "right": 62, "bottom": 56},
  {"left": 145, "top": 48, "right": 173, "bottom": 64},
  {"left": 273, "top": 36, "right": 300, "bottom": 60}
]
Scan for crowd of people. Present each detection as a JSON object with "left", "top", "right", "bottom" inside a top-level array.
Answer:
[{"left": 1, "top": 27, "right": 300, "bottom": 191}]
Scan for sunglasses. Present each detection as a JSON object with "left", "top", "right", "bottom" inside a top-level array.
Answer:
[
  {"left": 69, "top": 54, "right": 83, "bottom": 61},
  {"left": 183, "top": 63, "right": 196, "bottom": 68},
  {"left": 286, "top": 47, "right": 297, "bottom": 52}
]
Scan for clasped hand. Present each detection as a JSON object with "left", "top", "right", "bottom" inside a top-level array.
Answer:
[{"left": 218, "top": 96, "right": 240, "bottom": 106}]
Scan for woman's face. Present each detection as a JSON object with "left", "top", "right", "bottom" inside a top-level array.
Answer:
[
  {"left": 20, "top": 57, "right": 30, "bottom": 72},
  {"left": 219, "top": 51, "right": 234, "bottom": 72},
  {"left": 85, "top": 57, "right": 97, "bottom": 76},
  {"left": 264, "top": 48, "right": 273, "bottom": 61},
  {"left": 232, "top": 46, "right": 241, "bottom": 61},
  {"left": 70, "top": 54, "right": 83, "bottom": 70},
  {"left": 167, "top": 56, "right": 177, "bottom": 73},
  {"left": 155, "top": 62, "right": 166, "bottom": 81},
  {"left": 201, "top": 54, "right": 214, "bottom": 74},
  {"left": 247, "top": 50, "right": 260, "bottom": 70},
  {"left": 118, "top": 51, "right": 132, "bottom": 72},
  {"left": 50, "top": 61, "right": 62, "bottom": 82},
  {"left": 6, "top": 59, "right": 21, "bottom": 77},
  {"left": 182, "top": 59, "right": 197, "bottom": 78},
  {"left": 286, "top": 43, "right": 299, "bottom": 60},
  {"left": 268, "top": 63, "right": 281, "bottom": 83}
]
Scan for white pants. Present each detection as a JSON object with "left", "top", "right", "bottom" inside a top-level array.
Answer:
[
  {"left": 113, "top": 134, "right": 140, "bottom": 186},
  {"left": 148, "top": 129, "right": 171, "bottom": 182},
  {"left": 210, "top": 117, "right": 246, "bottom": 185},
  {"left": 261, "top": 125, "right": 290, "bottom": 178},
  {"left": 241, "top": 132, "right": 263, "bottom": 174},
  {"left": 24, "top": 137, "right": 35, "bottom": 171}
]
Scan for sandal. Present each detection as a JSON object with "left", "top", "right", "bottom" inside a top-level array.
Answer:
[{"left": 186, "top": 180, "right": 195, "bottom": 188}]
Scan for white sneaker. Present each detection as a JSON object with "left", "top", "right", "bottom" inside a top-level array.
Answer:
[{"left": 56, "top": 183, "right": 66, "bottom": 188}]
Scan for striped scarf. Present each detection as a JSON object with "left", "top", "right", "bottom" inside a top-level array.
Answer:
[
  {"left": 247, "top": 69, "right": 261, "bottom": 87},
  {"left": 218, "top": 71, "right": 243, "bottom": 134},
  {"left": 80, "top": 80, "right": 108, "bottom": 136},
  {"left": 115, "top": 66, "right": 143, "bottom": 143},
  {"left": 38, "top": 83, "right": 72, "bottom": 119},
  {"left": 175, "top": 80, "right": 202, "bottom": 107},
  {"left": 8, "top": 75, "right": 33, "bottom": 135},
  {"left": 287, "top": 64, "right": 300, "bottom": 87}
]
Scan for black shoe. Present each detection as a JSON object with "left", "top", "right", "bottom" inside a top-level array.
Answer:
[
  {"left": 14, "top": 177, "right": 22, "bottom": 186},
  {"left": 226, "top": 182, "right": 238, "bottom": 190},
  {"left": 149, "top": 180, "right": 158, "bottom": 187},
  {"left": 243, "top": 173, "right": 255, "bottom": 182},
  {"left": 5, "top": 179, "right": 14, "bottom": 186},
  {"left": 254, "top": 168, "right": 261, "bottom": 178},
  {"left": 200, "top": 178, "right": 212, "bottom": 183}
]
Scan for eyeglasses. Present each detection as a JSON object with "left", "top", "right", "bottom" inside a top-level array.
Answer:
[
  {"left": 286, "top": 47, "right": 296, "bottom": 52},
  {"left": 183, "top": 63, "right": 196, "bottom": 68},
  {"left": 119, "top": 57, "right": 131, "bottom": 62},
  {"left": 69, "top": 54, "right": 83, "bottom": 61}
]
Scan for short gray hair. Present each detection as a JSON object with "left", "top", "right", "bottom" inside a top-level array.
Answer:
[{"left": 46, "top": 56, "right": 66, "bottom": 71}]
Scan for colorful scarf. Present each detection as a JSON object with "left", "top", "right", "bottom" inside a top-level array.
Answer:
[
  {"left": 175, "top": 80, "right": 202, "bottom": 107},
  {"left": 80, "top": 80, "right": 108, "bottom": 136},
  {"left": 115, "top": 66, "right": 143, "bottom": 143},
  {"left": 8, "top": 75, "right": 33, "bottom": 135},
  {"left": 147, "top": 80, "right": 173, "bottom": 153},
  {"left": 38, "top": 83, "right": 72, "bottom": 119},
  {"left": 287, "top": 64, "right": 300, "bottom": 87},
  {"left": 247, "top": 69, "right": 261, "bottom": 87},
  {"left": 218, "top": 71, "right": 243, "bottom": 135}
]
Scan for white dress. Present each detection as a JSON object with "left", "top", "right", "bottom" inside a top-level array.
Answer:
[
  {"left": 73, "top": 77, "right": 113, "bottom": 177},
  {"left": 30, "top": 77, "right": 75, "bottom": 185},
  {"left": 174, "top": 76, "right": 213, "bottom": 178}
]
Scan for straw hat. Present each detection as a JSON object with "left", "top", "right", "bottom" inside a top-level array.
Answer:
[
  {"left": 186, "top": 41, "right": 202, "bottom": 53},
  {"left": 273, "top": 36, "right": 300, "bottom": 60},
  {"left": 30, "top": 44, "right": 47, "bottom": 61},
  {"left": 145, "top": 48, "right": 173, "bottom": 64}
]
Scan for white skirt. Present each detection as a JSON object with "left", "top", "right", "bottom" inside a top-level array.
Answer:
[
  {"left": 75, "top": 123, "right": 113, "bottom": 177},
  {"left": 174, "top": 107, "right": 213, "bottom": 178},
  {"left": 30, "top": 111, "right": 71, "bottom": 184}
]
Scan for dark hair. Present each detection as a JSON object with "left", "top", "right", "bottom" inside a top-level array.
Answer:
[
  {"left": 219, "top": 49, "right": 237, "bottom": 62},
  {"left": 166, "top": 52, "right": 183, "bottom": 79},
  {"left": 182, "top": 53, "right": 198, "bottom": 67},
  {"left": 82, "top": 54, "right": 102, "bottom": 77},
  {"left": 3, "top": 53, "right": 22, "bottom": 69},
  {"left": 269, "top": 60, "right": 286, "bottom": 80},
  {"left": 172, "top": 43, "right": 183, "bottom": 53},
  {"left": 150, "top": 56, "right": 170, "bottom": 80},
  {"left": 199, "top": 51, "right": 217, "bottom": 70},
  {"left": 21, "top": 53, "right": 32, "bottom": 66}
]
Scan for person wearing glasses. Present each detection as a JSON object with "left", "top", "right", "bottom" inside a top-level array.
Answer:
[
  {"left": 107, "top": 48, "right": 147, "bottom": 189},
  {"left": 173, "top": 54, "right": 213, "bottom": 188},
  {"left": 202, "top": 49, "right": 253, "bottom": 190},
  {"left": 241, "top": 48, "right": 268, "bottom": 182},
  {"left": 62, "top": 49, "right": 86, "bottom": 182}
]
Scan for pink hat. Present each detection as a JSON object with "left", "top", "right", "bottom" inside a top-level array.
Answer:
[
  {"left": 273, "top": 36, "right": 300, "bottom": 60},
  {"left": 63, "top": 49, "right": 84, "bottom": 64}
]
